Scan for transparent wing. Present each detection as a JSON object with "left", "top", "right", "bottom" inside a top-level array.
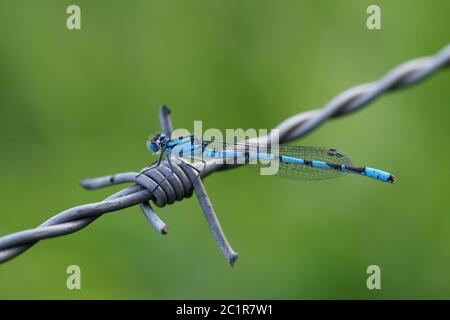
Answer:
[{"left": 201, "top": 140, "right": 353, "bottom": 180}]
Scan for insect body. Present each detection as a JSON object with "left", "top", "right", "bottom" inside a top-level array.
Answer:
[{"left": 146, "top": 133, "right": 396, "bottom": 184}]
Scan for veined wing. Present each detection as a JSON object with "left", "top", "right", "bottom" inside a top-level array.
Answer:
[{"left": 200, "top": 140, "right": 353, "bottom": 180}]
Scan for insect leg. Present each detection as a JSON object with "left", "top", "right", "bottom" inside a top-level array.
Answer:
[
  {"left": 179, "top": 156, "right": 207, "bottom": 190},
  {"left": 136, "top": 148, "right": 165, "bottom": 178}
]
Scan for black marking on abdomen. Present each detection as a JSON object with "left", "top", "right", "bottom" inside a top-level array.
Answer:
[
  {"left": 233, "top": 150, "right": 239, "bottom": 164},
  {"left": 244, "top": 152, "right": 251, "bottom": 164},
  {"left": 304, "top": 159, "right": 313, "bottom": 166},
  {"left": 327, "top": 162, "right": 341, "bottom": 170},
  {"left": 344, "top": 165, "right": 366, "bottom": 173}
]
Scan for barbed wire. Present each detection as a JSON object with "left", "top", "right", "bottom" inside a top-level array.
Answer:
[{"left": 0, "top": 44, "right": 449, "bottom": 266}]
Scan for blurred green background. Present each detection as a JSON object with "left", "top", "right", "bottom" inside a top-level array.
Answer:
[{"left": 0, "top": 0, "right": 449, "bottom": 299}]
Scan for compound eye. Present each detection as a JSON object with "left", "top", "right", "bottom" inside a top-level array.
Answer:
[{"left": 147, "top": 141, "right": 160, "bottom": 153}]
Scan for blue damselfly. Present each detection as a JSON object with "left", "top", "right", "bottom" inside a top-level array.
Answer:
[{"left": 145, "top": 133, "right": 396, "bottom": 184}]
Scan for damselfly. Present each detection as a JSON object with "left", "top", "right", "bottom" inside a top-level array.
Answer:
[{"left": 145, "top": 133, "right": 396, "bottom": 184}]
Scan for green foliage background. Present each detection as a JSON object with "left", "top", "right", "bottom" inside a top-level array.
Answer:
[{"left": 0, "top": 0, "right": 449, "bottom": 299}]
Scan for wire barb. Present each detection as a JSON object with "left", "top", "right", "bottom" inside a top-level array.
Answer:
[{"left": 0, "top": 44, "right": 449, "bottom": 265}]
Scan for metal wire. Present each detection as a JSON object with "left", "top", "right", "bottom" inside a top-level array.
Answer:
[{"left": 0, "top": 44, "right": 449, "bottom": 265}]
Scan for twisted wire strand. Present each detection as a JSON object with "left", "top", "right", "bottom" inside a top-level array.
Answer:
[
  {"left": 0, "top": 162, "right": 204, "bottom": 263},
  {"left": 0, "top": 44, "right": 449, "bottom": 264},
  {"left": 273, "top": 44, "right": 450, "bottom": 142}
]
